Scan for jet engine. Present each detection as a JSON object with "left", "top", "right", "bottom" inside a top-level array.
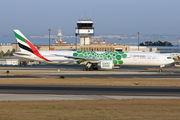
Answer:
[{"left": 98, "top": 60, "right": 114, "bottom": 69}]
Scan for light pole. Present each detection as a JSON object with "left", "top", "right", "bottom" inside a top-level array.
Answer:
[
  {"left": 0, "top": 43, "right": 2, "bottom": 58},
  {"left": 179, "top": 40, "right": 180, "bottom": 57},
  {"left": 75, "top": 32, "right": 77, "bottom": 51},
  {"left": 137, "top": 32, "right": 140, "bottom": 51},
  {"left": 119, "top": 38, "right": 123, "bottom": 45},
  {"left": 76, "top": 36, "right": 77, "bottom": 51},
  {"left": 48, "top": 29, "right": 51, "bottom": 50}
]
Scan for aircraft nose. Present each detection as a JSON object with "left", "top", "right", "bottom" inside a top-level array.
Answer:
[{"left": 171, "top": 59, "right": 174, "bottom": 63}]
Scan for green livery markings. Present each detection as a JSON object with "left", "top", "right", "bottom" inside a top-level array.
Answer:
[{"left": 73, "top": 51, "right": 127, "bottom": 65}]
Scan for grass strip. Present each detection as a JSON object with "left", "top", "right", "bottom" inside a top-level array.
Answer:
[
  {"left": 0, "top": 99, "right": 179, "bottom": 120},
  {"left": 0, "top": 78, "right": 180, "bottom": 86}
]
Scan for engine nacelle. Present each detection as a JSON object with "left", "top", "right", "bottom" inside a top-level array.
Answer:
[{"left": 98, "top": 60, "right": 114, "bottom": 69}]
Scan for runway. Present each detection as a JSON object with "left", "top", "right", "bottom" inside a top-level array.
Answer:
[
  {"left": 0, "top": 85, "right": 180, "bottom": 101},
  {"left": 0, "top": 65, "right": 180, "bottom": 101}
]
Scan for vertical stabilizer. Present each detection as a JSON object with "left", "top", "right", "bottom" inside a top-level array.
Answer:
[
  {"left": 13, "top": 30, "right": 34, "bottom": 53},
  {"left": 13, "top": 29, "right": 51, "bottom": 62}
]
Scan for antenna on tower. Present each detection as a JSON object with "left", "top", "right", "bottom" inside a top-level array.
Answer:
[
  {"left": 82, "top": 13, "right": 84, "bottom": 20},
  {"left": 84, "top": 10, "right": 86, "bottom": 20},
  {"left": 78, "top": 15, "right": 80, "bottom": 21}
]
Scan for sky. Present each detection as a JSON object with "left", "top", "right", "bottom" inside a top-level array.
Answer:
[{"left": 0, "top": 0, "right": 180, "bottom": 36}]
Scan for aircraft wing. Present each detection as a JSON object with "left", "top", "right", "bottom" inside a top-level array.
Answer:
[{"left": 55, "top": 54, "right": 101, "bottom": 63}]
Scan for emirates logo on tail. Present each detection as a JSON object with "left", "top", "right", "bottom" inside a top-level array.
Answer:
[{"left": 13, "top": 30, "right": 51, "bottom": 62}]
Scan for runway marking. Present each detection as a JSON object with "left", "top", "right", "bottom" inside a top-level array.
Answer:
[
  {"left": 108, "top": 77, "right": 114, "bottom": 79},
  {"left": 133, "top": 77, "right": 139, "bottom": 79},
  {"left": 148, "top": 68, "right": 159, "bottom": 71},
  {"left": 43, "top": 71, "right": 159, "bottom": 75}
]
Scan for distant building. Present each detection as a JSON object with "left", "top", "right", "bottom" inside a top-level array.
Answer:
[
  {"left": 0, "top": 43, "right": 12, "bottom": 53},
  {"left": 0, "top": 58, "right": 19, "bottom": 66},
  {"left": 90, "top": 39, "right": 106, "bottom": 44},
  {"left": 129, "top": 46, "right": 150, "bottom": 52},
  {"left": 80, "top": 45, "right": 129, "bottom": 52},
  {"left": 12, "top": 43, "right": 20, "bottom": 52}
]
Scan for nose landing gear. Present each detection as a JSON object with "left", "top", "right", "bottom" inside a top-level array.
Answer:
[
  {"left": 159, "top": 69, "right": 162, "bottom": 73},
  {"left": 159, "top": 65, "right": 165, "bottom": 73}
]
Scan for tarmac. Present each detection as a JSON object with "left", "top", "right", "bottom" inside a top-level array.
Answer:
[{"left": 0, "top": 64, "right": 180, "bottom": 101}]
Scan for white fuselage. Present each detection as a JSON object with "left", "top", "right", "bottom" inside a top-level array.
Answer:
[
  {"left": 122, "top": 52, "right": 173, "bottom": 66},
  {"left": 14, "top": 51, "right": 174, "bottom": 66}
]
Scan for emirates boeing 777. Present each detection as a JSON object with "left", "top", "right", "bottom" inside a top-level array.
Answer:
[{"left": 13, "top": 30, "right": 174, "bottom": 72}]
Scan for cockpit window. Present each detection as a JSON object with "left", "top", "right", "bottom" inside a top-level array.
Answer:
[{"left": 167, "top": 57, "right": 171, "bottom": 59}]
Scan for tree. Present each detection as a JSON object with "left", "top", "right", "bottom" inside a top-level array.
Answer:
[
  {"left": 140, "top": 41, "right": 173, "bottom": 46},
  {"left": 0, "top": 51, "right": 4, "bottom": 58},
  {"left": 2, "top": 49, "right": 16, "bottom": 57},
  {"left": 140, "top": 43, "right": 144, "bottom": 46},
  {"left": 3, "top": 50, "right": 11, "bottom": 57},
  {"left": 10, "top": 49, "right": 15, "bottom": 56}
]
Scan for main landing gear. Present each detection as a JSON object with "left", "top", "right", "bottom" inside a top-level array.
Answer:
[{"left": 83, "top": 63, "right": 98, "bottom": 71}]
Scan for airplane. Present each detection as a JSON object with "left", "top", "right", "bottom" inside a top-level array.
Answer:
[{"left": 13, "top": 29, "right": 174, "bottom": 72}]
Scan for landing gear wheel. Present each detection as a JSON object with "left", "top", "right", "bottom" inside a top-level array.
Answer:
[
  {"left": 159, "top": 69, "right": 162, "bottom": 72},
  {"left": 89, "top": 68, "right": 93, "bottom": 71},
  {"left": 94, "top": 67, "right": 98, "bottom": 70},
  {"left": 83, "top": 68, "right": 87, "bottom": 71}
]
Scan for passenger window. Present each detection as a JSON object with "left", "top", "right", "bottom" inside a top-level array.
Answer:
[
  {"left": 140, "top": 57, "right": 146, "bottom": 59},
  {"left": 167, "top": 57, "right": 171, "bottom": 59},
  {"left": 147, "top": 57, "right": 151, "bottom": 59},
  {"left": 152, "top": 56, "right": 156, "bottom": 59}
]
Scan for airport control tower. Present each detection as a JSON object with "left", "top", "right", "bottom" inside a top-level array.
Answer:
[{"left": 75, "top": 18, "right": 94, "bottom": 45}]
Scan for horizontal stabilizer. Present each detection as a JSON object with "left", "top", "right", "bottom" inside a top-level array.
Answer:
[{"left": 13, "top": 52, "right": 31, "bottom": 56}]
